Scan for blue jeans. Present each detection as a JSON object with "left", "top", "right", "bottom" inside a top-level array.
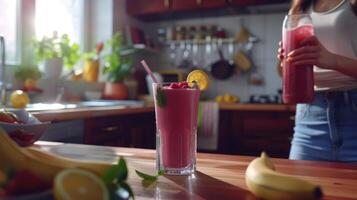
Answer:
[{"left": 289, "top": 89, "right": 357, "bottom": 162}]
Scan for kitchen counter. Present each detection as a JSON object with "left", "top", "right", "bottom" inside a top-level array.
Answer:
[
  {"left": 31, "top": 102, "right": 295, "bottom": 122},
  {"left": 31, "top": 105, "right": 154, "bottom": 122},
  {"left": 36, "top": 141, "right": 357, "bottom": 200},
  {"left": 219, "top": 103, "right": 296, "bottom": 112}
]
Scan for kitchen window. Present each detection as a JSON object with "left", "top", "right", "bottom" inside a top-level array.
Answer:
[
  {"left": 0, "top": 0, "right": 20, "bottom": 64},
  {"left": 35, "top": 0, "right": 84, "bottom": 45}
]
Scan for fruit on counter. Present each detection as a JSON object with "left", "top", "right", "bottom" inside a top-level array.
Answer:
[
  {"left": 245, "top": 152, "right": 323, "bottom": 200},
  {"left": 215, "top": 93, "right": 240, "bottom": 103},
  {"left": 0, "top": 111, "right": 22, "bottom": 124},
  {"left": 9, "top": 130, "right": 35, "bottom": 147},
  {"left": 186, "top": 70, "right": 209, "bottom": 91},
  {"left": 10, "top": 90, "right": 30, "bottom": 109},
  {"left": 0, "top": 128, "right": 112, "bottom": 186},
  {"left": 24, "top": 79, "right": 37, "bottom": 90},
  {"left": 1, "top": 169, "right": 49, "bottom": 196},
  {"left": 54, "top": 168, "right": 109, "bottom": 200}
]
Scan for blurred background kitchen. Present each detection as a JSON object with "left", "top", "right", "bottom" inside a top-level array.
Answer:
[{"left": 1, "top": 0, "right": 295, "bottom": 158}]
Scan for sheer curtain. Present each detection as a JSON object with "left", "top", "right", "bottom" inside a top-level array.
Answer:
[
  {"left": 0, "top": 0, "right": 19, "bottom": 64},
  {"left": 35, "top": 0, "right": 84, "bottom": 45}
]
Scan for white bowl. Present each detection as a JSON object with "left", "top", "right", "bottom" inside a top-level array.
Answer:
[
  {"left": 0, "top": 109, "right": 50, "bottom": 146},
  {"left": 84, "top": 91, "right": 102, "bottom": 100}
]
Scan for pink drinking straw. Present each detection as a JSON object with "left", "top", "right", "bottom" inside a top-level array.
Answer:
[{"left": 140, "top": 60, "right": 159, "bottom": 83}]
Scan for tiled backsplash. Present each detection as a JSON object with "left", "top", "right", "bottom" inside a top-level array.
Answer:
[{"left": 145, "top": 13, "right": 286, "bottom": 102}]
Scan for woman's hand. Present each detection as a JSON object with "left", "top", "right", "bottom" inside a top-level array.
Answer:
[
  {"left": 277, "top": 41, "right": 284, "bottom": 67},
  {"left": 286, "top": 36, "right": 338, "bottom": 70}
]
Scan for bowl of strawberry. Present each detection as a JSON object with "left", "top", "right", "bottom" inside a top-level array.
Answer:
[
  {"left": 0, "top": 110, "right": 50, "bottom": 147},
  {"left": 0, "top": 169, "right": 52, "bottom": 200}
]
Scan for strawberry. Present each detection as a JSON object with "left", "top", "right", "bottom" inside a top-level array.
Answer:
[
  {"left": 4, "top": 170, "right": 49, "bottom": 196},
  {"left": 169, "top": 83, "right": 180, "bottom": 89},
  {"left": 179, "top": 82, "right": 189, "bottom": 88},
  {"left": 9, "top": 130, "right": 35, "bottom": 147},
  {"left": 0, "top": 190, "right": 6, "bottom": 197}
]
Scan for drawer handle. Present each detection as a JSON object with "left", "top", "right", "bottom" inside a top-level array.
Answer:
[
  {"left": 102, "top": 126, "right": 119, "bottom": 132},
  {"left": 164, "top": 0, "right": 170, "bottom": 8},
  {"left": 290, "top": 116, "right": 295, "bottom": 121},
  {"left": 197, "top": 0, "right": 202, "bottom": 5}
]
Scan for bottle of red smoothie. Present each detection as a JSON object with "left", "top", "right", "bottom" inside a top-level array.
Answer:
[{"left": 282, "top": 14, "right": 314, "bottom": 104}]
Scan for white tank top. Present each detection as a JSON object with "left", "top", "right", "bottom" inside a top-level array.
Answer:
[{"left": 308, "top": 0, "right": 357, "bottom": 91}]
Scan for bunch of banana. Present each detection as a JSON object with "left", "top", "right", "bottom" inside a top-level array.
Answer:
[
  {"left": 245, "top": 152, "right": 323, "bottom": 200},
  {"left": 0, "top": 128, "right": 112, "bottom": 185},
  {"left": 215, "top": 93, "right": 240, "bottom": 103}
]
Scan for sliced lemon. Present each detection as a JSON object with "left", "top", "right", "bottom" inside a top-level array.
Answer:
[
  {"left": 54, "top": 168, "right": 109, "bottom": 200},
  {"left": 186, "top": 70, "right": 209, "bottom": 91}
]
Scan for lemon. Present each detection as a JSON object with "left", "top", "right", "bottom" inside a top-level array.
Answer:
[
  {"left": 54, "top": 168, "right": 109, "bottom": 200},
  {"left": 10, "top": 90, "right": 30, "bottom": 109},
  {"left": 186, "top": 70, "right": 209, "bottom": 91},
  {"left": 24, "top": 78, "right": 37, "bottom": 89}
]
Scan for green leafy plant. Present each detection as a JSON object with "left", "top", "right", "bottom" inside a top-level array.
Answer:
[
  {"left": 83, "top": 42, "right": 104, "bottom": 61},
  {"left": 103, "top": 32, "right": 133, "bottom": 83},
  {"left": 14, "top": 66, "right": 42, "bottom": 82},
  {"left": 33, "top": 31, "right": 80, "bottom": 69}
]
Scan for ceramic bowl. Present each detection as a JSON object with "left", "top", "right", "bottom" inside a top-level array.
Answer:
[
  {"left": 0, "top": 109, "right": 50, "bottom": 146},
  {"left": 84, "top": 91, "right": 102, "bottom": 100}
]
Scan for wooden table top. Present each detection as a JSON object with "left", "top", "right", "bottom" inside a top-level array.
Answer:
[{"left": 35, "top": 141, "right": 357, "bottom": 200}]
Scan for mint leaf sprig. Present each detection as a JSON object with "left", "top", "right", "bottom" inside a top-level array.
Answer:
[
  {"left": 156, "top": 87, "right": 167, "bottom": 108},
  {"left": 135, "top": 169, "right": 164, "bottom": 188},
  {"left": 102, "top": 157, "right": 134, "bottom": 200},
  {"left": 135, "top": 170, "right": 164, "bottom": 182}
]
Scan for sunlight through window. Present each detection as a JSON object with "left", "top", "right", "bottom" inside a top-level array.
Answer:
[
  {"left": 0, "top": 0, "right": 18, "bottom": 63},
  {"left": 35, "top": 0, "right": 83, "bottom": 44}
]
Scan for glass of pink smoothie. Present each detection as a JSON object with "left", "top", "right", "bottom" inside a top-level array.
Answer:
[
  {"left": 153, "top": 82, "right": 200, "bottom": 175},
  {"left": 282, "top": 14, "right": 314, "bottom": 104}
]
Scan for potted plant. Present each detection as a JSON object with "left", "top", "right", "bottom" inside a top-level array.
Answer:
[
  {"left": 33, "top": 31, "right": 80, "bottom": 79},
  {"left": 14, "top": 66, "right": 42, "bottom": 92},
  {"left": 82, "top": 42, "right": 104, "bottom": 82},
  {"left": 102, "top": 32, "right": 132, "bottom": 100}
]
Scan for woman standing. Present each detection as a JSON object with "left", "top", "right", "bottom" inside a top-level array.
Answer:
[{"left": 278, "top": 0, "right": 357, "bottom": 161}]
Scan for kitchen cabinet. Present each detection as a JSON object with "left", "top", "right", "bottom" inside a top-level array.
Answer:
[
  {"left": 126, "top": 0, "right": 286, "bottom": 19},
  {"left": 83, "top": 112, "right": 156, "bottom": 148},
  {"left": 126, "top": 0, "right": 170, "bottom": 16},
  {"left": 40, "top": 120, "right": 84, "bottom": 144},
  {"left": 218, "top": 109, "right": 294, "bottom": 158},
  {"left": 171, "top": 0, "right": 226, "bottom": 11},
  {"left": 227, "top": 0, "right": 284, "bottom": 6}
]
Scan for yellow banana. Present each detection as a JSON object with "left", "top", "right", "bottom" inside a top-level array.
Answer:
[
  {"left": 245, "top": 152, "right": 323, "bottom": 200},
  {"left": 0, "top": 129, "right": 112, "bottom": 185}
]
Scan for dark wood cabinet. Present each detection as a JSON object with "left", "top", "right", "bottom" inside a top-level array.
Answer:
[
  {"left": 171, "top": 0, "right": 226, "bottom": 11},
  {"left": 227, "top": 0, "right": 284, "bottom": 6},
  {"left": 126, "top": 0, "right": 286, "bottom": 19},
  {"left": 126, "top": 0, "right": 170, "bottom": 16},
  {"left": 218, "top": 109, "right": 295, "bottom": 158},
  {"left": 83, "top": 106, "right": 294, "bottom": 158},
  {"left": 84, "top": 112, "right": 156, "bottom": 148}
]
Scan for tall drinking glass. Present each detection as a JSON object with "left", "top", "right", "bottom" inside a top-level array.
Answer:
[
  {"left": 153, "top": 82, "right": 200, "bottom": 175},
  {"left": 282, "top": 14, "right": 315, "bottom": 104}
]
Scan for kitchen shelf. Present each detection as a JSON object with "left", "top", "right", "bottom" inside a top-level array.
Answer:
[
  {"left": 133, "top": 44, "right": 159, "bottom": 54},
  {"left": 121, "top": 44, "right": 159, "bottom": 55},
  {"left": 160, "top": 37, "right": 259, "bottom": 47},
  {"left": 164, "top": 38, "right": 237, "bottom": 45}
]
